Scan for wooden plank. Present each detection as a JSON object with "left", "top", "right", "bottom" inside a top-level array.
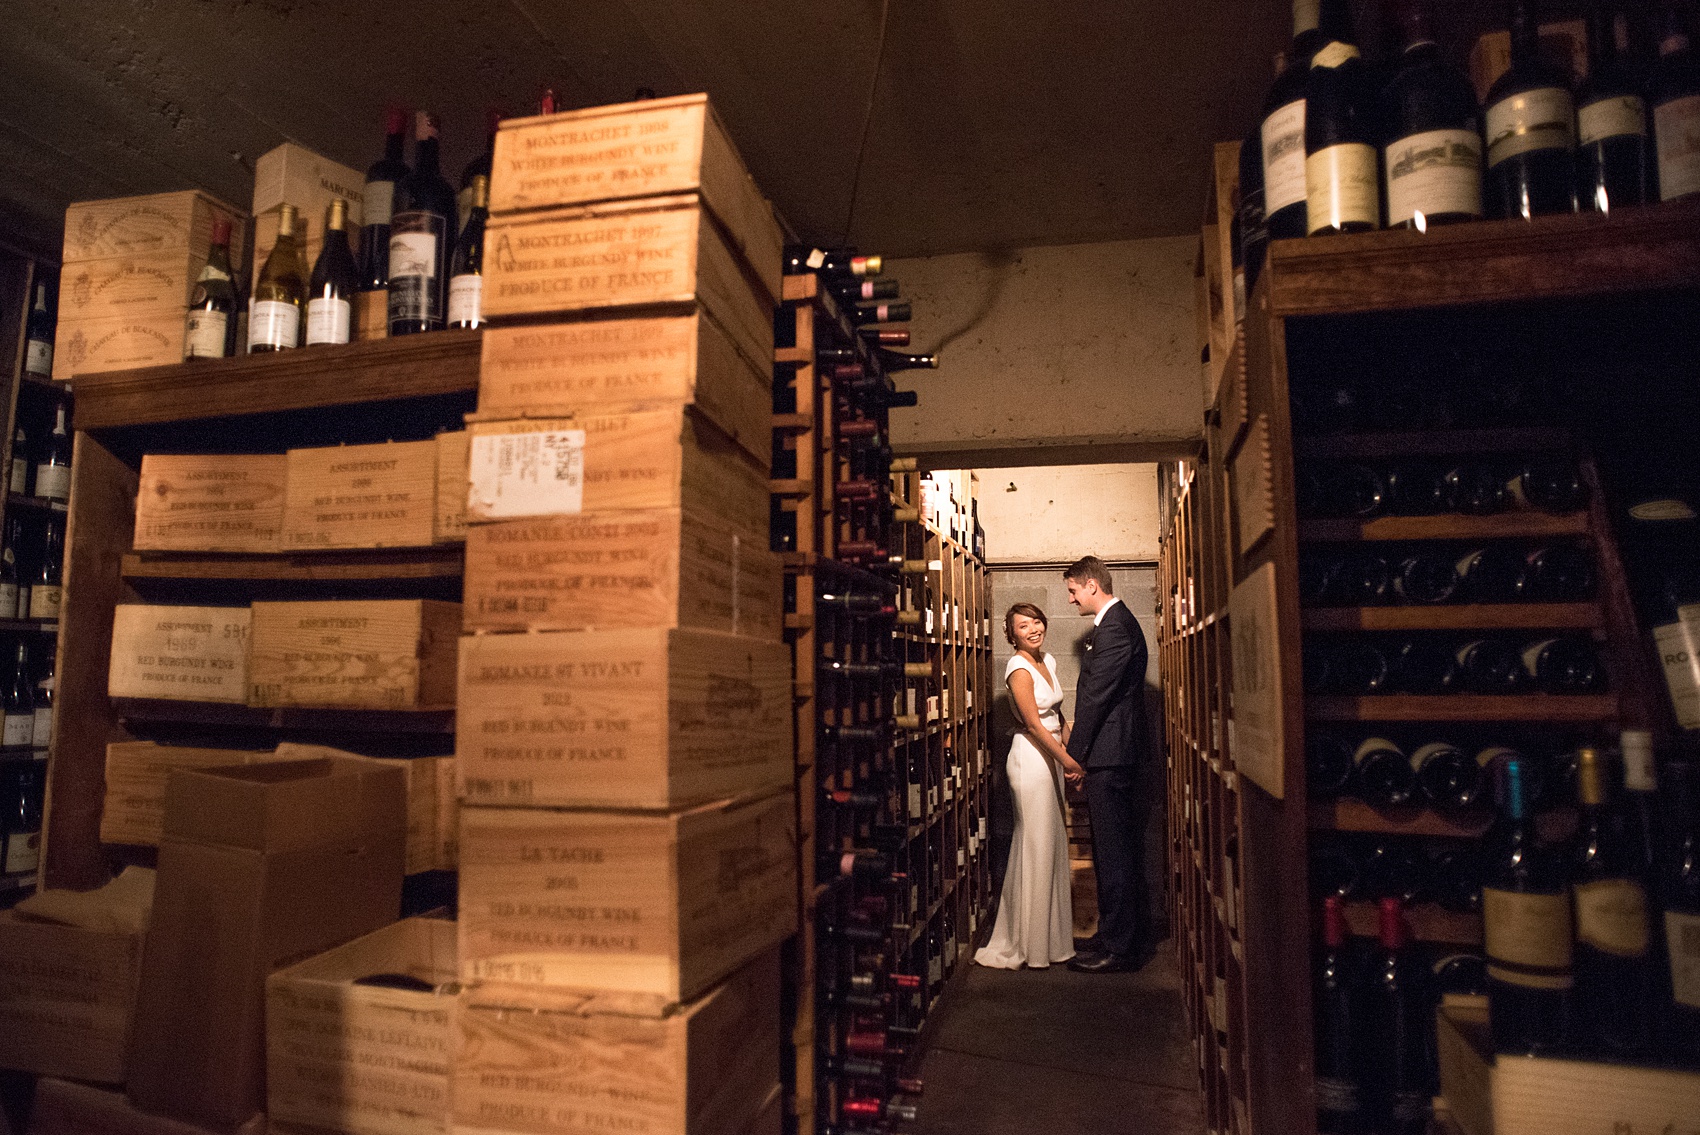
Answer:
[
  {"left": 248, "top": 599, "right": 460, "bottom": 710},
  {"left": 1299, "top": 510, "right": 1590, "bottom": 543},
  {"left": 111, "top": 697, "right": 454, "bottom": 733},
  {"left": 1306, "top": 693, "right": 1619, "bottom": 722},
  {"left": 1265, "top": 200, "right": 1700, "bottom": 318},
  {"left": 1299, "top": 603, "right": 1602, "bottom": 632},
  {"left": 1307, "top": 797, "right": 1493, "bottom": 839},
  {"left": 68, "top": 329, "right": 482, "bottom": 430},
  {"left": 122, "top": 547, "right": 464, "bottom": 582}
]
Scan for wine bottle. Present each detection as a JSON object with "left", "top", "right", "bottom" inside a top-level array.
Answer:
[
  {"left": 822, "top": 848, "right": 896, "bottom": 883},
  {"left": 1658, "top": 757, "right": 1700, "bottom": 1057},
  {"left": 458, "top": 108, "right": 501, "bottom": 235},
  {"left": 839, "top": 279, "right": 901, "bottom": 302},
  {"left": 2, "top": 643, "right": 33, "bottom": 749},
  {"left": 821, "top": 918, "right": 887, "bottom": 946},
  {"left": 1308, "top": 734, "right": 1357, "bottom": 796},
  {"left": 33, "top": 404, "right": 71, "bottom": 504},
  {"left": 31, "top": 674, "right": 51, "bottom": 750},
  {"left": 305, "top": 198, "right": 358, "bottom": 347},
  {"left": 1311, "top": 838, "right": 1363, "bottom": 899},
  {"left": 1364, "top": 897, "right": 1434, "bottom": 1134},
  {"left": 184, "top": 218, "right": 237, "bottom": 359},
  {"left": 1262, "top": 0, "right": 1356, "bottom": 241},
  {"left": 0, "top": 759, "right": 44, "bottom": 875},
  {"left": 861, "top": 328, "right": 910, "bottom": 346},
  {"left": 23, "top": 282, "right": 53, "bottom": 378},
  {"left": 822, "top": 786, "right": 884, "bottom": 811},
  {"left": 1482, "top": 755, "right": 1573, "bottom": 1053},
  {"left": 1484, "top": 0, "right": 1578, "bottom": 220},
  {"left": 1414, "top": 741, "right": 1484, "bottom": 809},
  {"left": 1445, "top": 461, "right": 1509, "bottom": 514},
  {"left": 30, "top": 518, "right": 62, "bottom": 621},
  {"left": 1391, "top": 638, "right": 1458, "bottom": 694},
  {"left": 1619, "top": 729, "right": 1662, "bottom": 873},
  {"left": 1507, "top": 459, "right": 1588, "bottom": 513},
  {"left": 1519, "top": 635, "right": 1602, "bottom": 693},
  {"left": 842, "top": 1096, "right": 918, "bottom": 1123},
  {"left": 1305, "top": 31, "right": 1380, "bottom": 236},
  {"left": 1456, "top": 638, "right": 1523, "bottom": 692},
  {"left": 785, "top": 246, "right": 883, "bottom": 279},
  {"left": 1394, "top": 551, "right": 1460, "bottom": 604},
  {"left": 1380, "top": 0, "right": 1484, "bottom": 230},
  {"left": 1520, "top": 545, "right": 1595, "bottom": 602},
  {"left": 1361, "top": 841, "right": 1430, "bottom": 904},
  {"left": 448, "top": 174, "right": 488, "bottom": 331},
  {"left": 7, "top": 422, "right": 27, "bottom": 497},
  {"left": 1651, "top": 0, "right": 1700, "bottom": 202},
  {"left": 359, "top": 107, "right": 410, "bottom": 291},
  {"left": 819, "top": 589, "right": 897, "bottom": 617},
  {"left": 1455, "top": 546, "right": 1526, "bottom": 604},
  {"left": 1570, "top": 746, "right": 1658, "bottom": 1056},
  {"left": 1314, "top": 894, "right": 1368, "bottom": 1134},
  {"left": 1328, "top": 463, "right": 1388, "bottom": 517},
  {"left": 1577, "top": 5, "right": 1652, "bottom": 212},
  {"left": 0, "top": 524, "right": 18, "bottom": 619},
  {"left": 876, "top": 349, "right": 938, "bottom": 373},
  {"left": 249, "top": 203, "right": 306, "bottom": 353},
  {"left": 1431, "top": 848, "right": 1486, "bottom": 913},
  {"left": 1383, "top": 462, "right": 1450, "bottom": 515},
  {"left": 1355, "top": 737, "right": 1417, "bottom": 806},
  {"left": 389, "top": 111, "right": 456, "bottom": 335}
]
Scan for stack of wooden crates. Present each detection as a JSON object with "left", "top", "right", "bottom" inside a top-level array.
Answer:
[{"left": 452, "top": 94, "right": 793, "bottom": 1135}]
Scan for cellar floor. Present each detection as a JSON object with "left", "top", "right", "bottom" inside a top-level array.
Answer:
[{"left": 911, "top": 937, "right": 1203, "bottom": 1134}]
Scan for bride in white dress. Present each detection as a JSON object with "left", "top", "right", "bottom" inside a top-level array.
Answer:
[{"left": 975, "top": 603, "right": 1086, "bottom": 970}]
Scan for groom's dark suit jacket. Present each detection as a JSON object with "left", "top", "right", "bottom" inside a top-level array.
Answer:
[{"left": 1065, "top": 598, "right": 1148, "bottom": 769}]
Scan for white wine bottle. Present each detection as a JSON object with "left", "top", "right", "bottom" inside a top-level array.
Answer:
[
  {"left": 306, "top": 198, "right": 358, "bottom": 346},
  {"left": 249, "top": 203, "right": 306, "bottom": 353}
]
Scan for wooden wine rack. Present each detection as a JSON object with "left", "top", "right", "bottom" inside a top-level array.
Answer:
[{"left": 1163, "top": 200, "right": 1700, "bottom": 1135}]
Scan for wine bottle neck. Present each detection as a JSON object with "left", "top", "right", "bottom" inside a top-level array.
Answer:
[{"left": 1510, "top": 1, "right": 1542, "bottom": 60}]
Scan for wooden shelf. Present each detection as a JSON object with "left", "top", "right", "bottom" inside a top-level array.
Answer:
[
  {"left": 0, "top": 618, "right": 57, "bottom": 633},
  {"left": 8, "top": 492, "right": 67, "bottom": 513},
  {"left": 1309, "top": 798, "right": 1493, "bottom": 838},
  {"left": 1299, "top": 510, "right": 1590, "bottom": 543},
  {"left": 111, "top": 697, "right": 455, "bottom": 733},
  {"left": 1264, "top": 200, "right": 1700, "bottom": 318},
  {"left": 1307, "top": 693, "right": 1618, "bottom": 722},
  {"left": 68, "top": 329, "right": 483, "bottom": 431},
  {"left": 1300, "top": 602, "right": 1601, "bottom": 632},
  {"left": 1295, "top": 427, "right": 1572, "bottom": 461},
  {"left": 1342, "top": 900, "right": 1481, "bottom": 946},
  {"left": 121, "top": 547, "right": 464, "bottom": 582}
]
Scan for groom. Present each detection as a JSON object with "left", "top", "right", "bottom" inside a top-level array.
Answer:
[{"left": 1062, "top": 555, "right": 1153, "bottom": 974}]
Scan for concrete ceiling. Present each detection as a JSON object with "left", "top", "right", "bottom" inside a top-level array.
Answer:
[{"left": 0, "top": 0, "right": 1297, "bottom": 262}]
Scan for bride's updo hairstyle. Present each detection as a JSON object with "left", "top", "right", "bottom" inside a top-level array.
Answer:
[{"left": 1004, "top": 602, "right": 1048, "bottom": 646}]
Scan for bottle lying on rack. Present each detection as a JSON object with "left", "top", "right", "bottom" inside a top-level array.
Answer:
[
  {"left": 839, "top": 278, "right": 900, "bottom": 302},
  {"left": 861, "top": 328, "right": 910, "bottom": 346},
  {"left": 1299, "top": 459, "right": 1588, "bottom": 519},
  {"left": 785, "top": 245, "right": 883, "bottom": 279},
  {"left": 853, "top": 302, "right": 910, "bottom": 326},
  {"left": 1300, "top": 543, "right": 1594, "bottom": 607},
  {"left": 1304, "top": 633, "right": 1601, "bottom": 695},
  {"left": 1308, "top": 733, "right": 1552, "bottom": 813}
]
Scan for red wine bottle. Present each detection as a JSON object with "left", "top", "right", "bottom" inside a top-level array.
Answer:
[
  {"left": 1364, "top": 898, "right": 1435, "bottom": 1134},
  {"left": 1305, "top": 29, "right": 1380, "bottom": 235},
  {"left": 359, "top": 106, "right": 410, "bottom": 291},
  {"left": 389, "top": 111, "right": 456, "bottom": 335},
  {"left": 1262, "top": 0, "right": 1357, "bottom": 241},
  {"left": 1577, "top": 4, "right": 1651, "bottom": 212},
  {"left": 875, "top": 349, "right": 938, "bottom": 373},
  {"left": 838, "top": 279, "right": 900, "bottom": 302},
  {"left": 1314, "top": 895, "right": 1367, "bottom": 1134},
  {"left": 1519, "top": 635, "right": 1602, "bottom": 693},
  {"left": 1413, "top": 741, "right": 1483, "bottom": 809},
  {"left": 861, "top": 328, "right": 910, "bottom": 346},
  {"left": 305, "top": 198, "right": 358, "bottom": 346},
  {"left": 1307, "top": 735, "right": 1356, "bottom": 796},
  {"left": 1484, "top": 0, "right": 1578, "bottom": 220},
  {"left": 852, "top": 302, "right": 910, "bottom": 325},
  {"left": 1651, "top": 0, "right": 1700, "bottom": 202},
  {"left": 1380, "top": 0, "right": 1484, "bottom": 230},
  {"left": 184, "top": 219, "right": 237, "bottom": 360},
  {"left": 785, "top": 246, "right": 883, "bottom": 279},
  {"left": 1483, "top": 755, "right": 1573, "bottom": 1053},
  {"left": 1456, "top": 638, "right": 1524, "bottom": 693}
]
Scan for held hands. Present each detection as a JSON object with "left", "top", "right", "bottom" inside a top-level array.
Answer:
[{"left": 1061, "top": 756, "right": 1086, "bottom": 788}]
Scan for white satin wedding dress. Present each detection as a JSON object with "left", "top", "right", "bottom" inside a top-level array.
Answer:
[{"left": 974, "top": 652, "right": 1075, "bottom": 969}]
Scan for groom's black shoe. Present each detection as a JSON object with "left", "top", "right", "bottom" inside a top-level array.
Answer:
[{"left": 1068, "top": 951, "right": 1137, "bottom": 974}]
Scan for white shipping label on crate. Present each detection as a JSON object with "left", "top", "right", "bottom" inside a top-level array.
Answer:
[{"left": 468, "top": 428, "right": 586, "bottom": 518}]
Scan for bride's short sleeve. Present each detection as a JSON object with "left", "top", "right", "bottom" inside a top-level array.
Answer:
[{"left": 1004, "top": 655, "right": 1038, "bottom": 684}]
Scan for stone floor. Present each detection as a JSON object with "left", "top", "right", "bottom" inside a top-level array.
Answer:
[{"left": 910, "top": 941, "right": 1204, "bottom": 1135}]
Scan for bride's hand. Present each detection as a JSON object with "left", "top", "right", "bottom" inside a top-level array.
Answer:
[{"left": 1061, "top": 756, "right": 1086, "bottom": 788}]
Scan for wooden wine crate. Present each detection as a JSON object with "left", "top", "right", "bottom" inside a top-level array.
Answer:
[
  {"left": 455, "top": 627, "right": 792, "bottom": 809},
  {"left": 436, "top": 757, "right": 460, "bottom": 869},
  {"left": 480, "top": 195, "right": 774, "bottom": 372},
  {"left": 464, "top": 406, "right": 768, "bottom": 541},
  {"left": 281, "top": 438, "right": 440, "bottom": 550},
  {"left": 62, "top": 189, "right": 246, "bottom": 264},
  {"left": 133, "top": 453, "right": 287, "bottom": 553},
  {"left": 463, "top": 508, "right": 782, "bottom": 639},
  {"left": 489, "top": 93, "right": 783, "bottom": 302},
  {"left": 60, "top": 252, "right": 201, "bottom": 323},
  {"left": 247, "top": 599, "right": 460, "bottom": 710},
  {"left": 101, "top": 741, "right": 279, "bottom": 846},
  {"left": 452, "top": 945, "right": 781, "bottom": 1135},
  {"left": 1437, "top": 999, "right": 1700, "bottom": 1135},
  {"left": 107, "top": 604, "right": 252, "bottom": 704},
  {"left": 53, "top": 312, "right": 189, "bottom": 381},
  {"left": 476, "top": 310, "right": 771, "bottom": 467},
  {"left": 252, "top": 141, "right": 367, "bottom": 226},
  {"left": 0, "top": 913, "right": 144, "bottom": 1084},
  {"left": 434, "top": 430, "right": 470, "bottom": 544},
  {"left": 457, "top": 794, "right": 795, "bottom": 1008},
  {"left": 266, "top": 918, "right": 455, "bottom": 1135}
]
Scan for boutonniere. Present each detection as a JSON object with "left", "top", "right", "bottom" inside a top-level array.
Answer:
[{"left": 1085, "top": 642, "right": 1093, "bottom": 651}]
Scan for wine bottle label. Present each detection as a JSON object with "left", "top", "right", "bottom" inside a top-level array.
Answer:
[
  {"left": 1485, "top": 87, "right": 1576, "bottom": 168},
  {"left": 448, "top": 274, "right": 483, "bottom": 326},
  {"left": 1306, "top": 143, "right": 1379, "bottom": 233},
  {"left": 184, "top": 310, "right": 229, "bottom": 358},
  {"left": 33, "top": 464, "right": 70, "bottom": 503},
  {"left": 1384, "top": 129, "right": 1484, "bottom": 226},
  {"left": 305, "top": 296, "right": 352, "bottom": 346},
  {"left": 388, "top": 215, "right": 445, "bottom": 325},
  {"left": 1261, "top": 100, "right": 1309, "bottom": 214},
  {"left": 1578, "top": 95, "right": 1648, "bottom": 145},
  {"left": 466, "top": 428, "right": 586, "bottom": 518},
  {"left": 1654, "top": 605, "right": 1700, "bottom": 729},
  {"left": 2, "top": 830, "right": 39, "bottom": 875},
  {"left": 0, "top": 585, "right": 15, "bottom": 616},
  {"left": 248, "top": 300, "right": 301, "bottom": 350},
  {"left": 1667, "top": 910, "right": 1700, "bottom": 1009},
  {"left": 25, "top": 340, "right": 52, "bottom": 377},
  {"left": 365, "top": 180, "right": 395, "bottom": 226},
  {"left": 1483, "top": 886, "right": 1575, "bottom": 989},
  {"left": 29, "top": 586, "right": 61, "bottom": 620},
  {"left": 2, "top": 713, "right": 31, "bottom": 747},
  {"left": 32, "top": 706, "right": 50, "bottom": 747},
  {"left": 1574, "top": 877, "right": 1650, "bottom": 957},
  {"left": 1314, "top": 1076, "right": 1361, "bottom": 1115},
  {"left": 1655, "top": 94, "right": 1700, "bottom": 201}
]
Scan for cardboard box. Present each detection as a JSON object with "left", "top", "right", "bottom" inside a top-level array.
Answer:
[
  {"left": 464, "top": 406, "right": 768, "bottom": 541},
  {"left": 0, "top": 912, "right": 144, "bottom": 1084},
  {"left": 63, "top": 189, "right": 246, "bottom": 264},
  {"left": 282, "top": 438, "right": 440, "bottom": 550},
  {"left": 1437, "top": 998, "right": 1700, "bottom": 1135},
  {"left": 53, "top": 312, "right": 188, "bottom": 381},
  {"left": 133, "top": 454, "right": 287, "bottom": 553},
  {"left": 101, "top": 742, "right": 285, "bottom": 847},
  {"left": 107, "top": 604, "right": 252, "bottom": 704},
  {"left": 126, "top": 757, "right": 406, "bottom": 1130},
  {"left": 481, "top": 195, "right": 773, "bottom": 371},
  {"left": 463, "top": 508, "right": 782, "bottom": 638},
  {"left": 247, "top": 599, "right": 461, "bottom": 710},
  {"left": 455, "top": 627, "right": 791, "bottom": 809},
  {"left": 30, "top": 1079, "right": 268, "bottom": 1135},
  {"left": 476, "top": 311, "right": 771, "bottom": 467},
  {"left": 452, "top": 947, "right": 781, "bottom": 1135},
  {"left": 273, "top": 743, "right": 448, "bottom": 875},
  {"left": 266, "top": 918, "right": 455, "bottom": 1135},
  {"left": 434, "top": 430, "right": 470, "bottom": 545},
  {"left": 457, "top": 793, "right": 796, "bottom": 1007}
]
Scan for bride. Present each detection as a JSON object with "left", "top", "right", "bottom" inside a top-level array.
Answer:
[{"left": 975, "top": 603, "right": 1086, "bottom": 970}]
